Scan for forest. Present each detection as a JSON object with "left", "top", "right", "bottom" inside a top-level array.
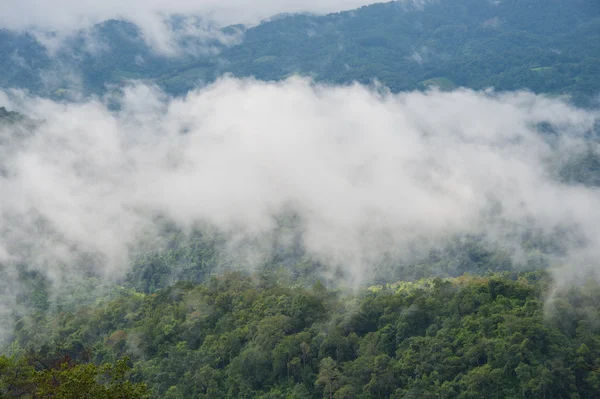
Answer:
[
  {"left": 5, "top": 268, "right": 600, "bottom": 398},
  {"left": 2, "top": 203, "right": 600, "bottom": 398},
  {"left": 2, "top": 0, "right": 600, "bottom": 397}
]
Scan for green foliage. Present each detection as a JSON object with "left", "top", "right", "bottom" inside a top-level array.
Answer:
[
  {"left": 126, "top": 230, "right": 226, "bottom": 293},
  {"left": 7, "top": 271, "right": 600, "bottom": 398},
  {"left": 316, "top": 357, "right": 342, "bottom": 399},
  {"left": 2, "top": 4, "right": 600, "bottom": 396},
  {"left": 0, "top": 355, "right": 149, "bottom": 398}
]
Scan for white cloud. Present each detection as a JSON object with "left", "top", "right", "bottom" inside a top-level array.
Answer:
[
  {"left": 1, "top": 77, "right": 599, "bottom": 293},
  {"left": 0, "top": 0, "right": 377, "bottom": 54}
]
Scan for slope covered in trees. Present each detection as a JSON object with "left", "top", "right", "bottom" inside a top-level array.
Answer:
[
  {"left": 205, "top": 0, "right": 600, "bottom": 104},
  {"left": 6, "top": 271, "right": 600, "bottom": 398},
  {"left": 2, "top": 1, "right": 600, "bottom": 397}
]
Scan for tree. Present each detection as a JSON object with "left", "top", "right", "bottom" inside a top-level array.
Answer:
[{"left": 316, "top": 357, "right": 342, "bottom": 399}]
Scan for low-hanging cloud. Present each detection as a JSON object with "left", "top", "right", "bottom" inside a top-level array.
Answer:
[{"left": 1, "top": 77, "right": 600, "bottom": 297}]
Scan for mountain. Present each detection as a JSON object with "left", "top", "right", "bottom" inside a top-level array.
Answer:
[
  {"left": 1, "top": 0, "right": 599, "bottom": 103},
  {"left": 2, "top": 2, "right": 600, "bottom": 398}
]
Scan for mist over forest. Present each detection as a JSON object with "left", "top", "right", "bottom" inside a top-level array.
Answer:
[{"left": 1, "top": 0, "right": 600, "bottom": 398}]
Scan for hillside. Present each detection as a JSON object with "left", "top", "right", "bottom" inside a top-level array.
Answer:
[
  {"left": 6, "top": 271, "right": 600, "bottom": 398},
  {"left": 2, "top": 1, "right": 600, "bottom": 397},
  {"left": 1, "top": 0, "right": 599, "bottom": 103}
]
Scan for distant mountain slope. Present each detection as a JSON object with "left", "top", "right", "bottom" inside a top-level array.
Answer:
[
  {"left": 0, "top": 20, "right": 205, "bottom": 97},
  {"left": 187, "top": 0, "right": 600, "bottom": 102},
  {"left": 1, "top": 0, "right": 599, "bottom": 102}
]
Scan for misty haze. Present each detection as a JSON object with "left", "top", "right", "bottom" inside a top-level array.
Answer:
[{"left": 1, "top": 0, "right": 600, "bottom": 398}]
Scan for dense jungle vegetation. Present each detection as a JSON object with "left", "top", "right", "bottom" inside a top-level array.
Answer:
[{"left": 5, "top": 269, "right": 600, "bottom": 398}]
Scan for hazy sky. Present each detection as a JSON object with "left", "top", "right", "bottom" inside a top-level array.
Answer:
[{"left": 0, "top": 0, "right": 375, "bottom": 27}]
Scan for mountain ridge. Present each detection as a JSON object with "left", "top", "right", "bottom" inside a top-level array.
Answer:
[{"left": 0, "top": 0, "right": 598, "bottom": 104}]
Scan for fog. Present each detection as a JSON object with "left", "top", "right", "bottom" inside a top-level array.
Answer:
[
  {"left": 0, "top": 77, "right": 598, "bottom": 293},
  {"left": 0, "top": 0, "right": 380, "bottom": 54}
]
